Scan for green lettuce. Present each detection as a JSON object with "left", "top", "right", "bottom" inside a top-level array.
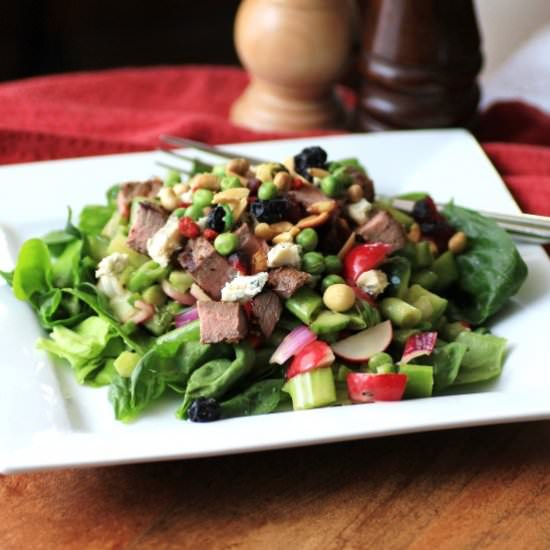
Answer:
[{"left": 38, "top": 316, "right": 123, "bottom": 384}]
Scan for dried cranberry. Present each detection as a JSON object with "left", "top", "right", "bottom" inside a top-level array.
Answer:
[
  {"left": 247, "top": 177, "right": 262, "bottom": 195},
  {"left": 188, "top": 397, "right": 221, "bottom": 422},
  {"left": 250, "top": 198, "right": 288, "bottom": 223},
  {"left": 206, "top": 205, "right": 226, "bottom": 233},
  {"left": 293, "top": 146, "right": 328, "bottom": 182}
]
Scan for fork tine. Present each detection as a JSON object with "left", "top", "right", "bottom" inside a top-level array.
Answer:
[
  {"left": 155, "top": 160, "right": 192, "bottom": 175},
  {"left": 159, "top": 147, "right": 203, "bottom": 164},
  {"left": 159, "top": 134, "right": 267, "bottom": 165}
]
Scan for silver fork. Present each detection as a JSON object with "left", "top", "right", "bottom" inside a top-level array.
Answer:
[{"left": 157, "top": 135, "right": 550, "bottom": 245}]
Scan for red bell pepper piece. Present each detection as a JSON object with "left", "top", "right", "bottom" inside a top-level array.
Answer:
[
  {"left": 343, "top": 243, "right": 392, "bottom": 285},
  {"left": 347, "top": 372, "right": 407, "bottom": 402},
  {"left": 286, "top": 340, "right": 334, "bottom": 380}
]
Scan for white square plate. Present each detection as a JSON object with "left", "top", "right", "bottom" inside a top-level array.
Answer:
[{"left": 1, "top": 130, "right": 549, "bottom": 474}]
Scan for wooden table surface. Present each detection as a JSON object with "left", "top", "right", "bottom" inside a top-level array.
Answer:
[{"left": 2, "top": 420, "right": 550, "bottom": 550}]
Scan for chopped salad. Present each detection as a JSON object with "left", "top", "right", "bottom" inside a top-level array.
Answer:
[{"left": 1, "top": 146, "right": 528, "bottom": 422}]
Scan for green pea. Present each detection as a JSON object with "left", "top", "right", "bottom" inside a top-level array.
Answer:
[
  {"left": 220, "top": 176, "right": 242, "bottom": 190},
  {"left": 321, "top": 274, "right": 345, "bottom": 292},
  {"left": 213, "top": 165, "right": 226, "bottom": 177},
  {"left": 221, "top": 204, "right": 234, "bottom": 231},
  {"left": 324, "top": 254, "right": 342, "bottom": 274},
  {"left": 296, "top": 228, "right": 318, "bottom": 251},
  {"left": 192, "top": 188, "right": 214, "bottom": 208},
  {"left": 302, "top": 251, "right": 325, "bottom": 275},
  {"left": 142, "top": 284, "right": 166, "bottom": 306},
  {"left": 258, "top": 181, "right": 278, "bottom": 201},
  {"left": 367, "top": 352, "right": 394, "bottom": 373},
  {"left": 164, "top": 170, "right": 181, "bottom": 187},
  {"left": 320, "top": 175, "right": 346, "bottom": 198},
  {"left": 184, "top": 204, "right": 204, "bottom": 221},
  {"left": 174, "top": 208, "right": 187, "bottom": 218},
  {"left": 214, "top": 232, "right": 239, "bottom": 256},
  {"left": 332, "top": 166, "right": 353, "bottom": 187},
  {"left": 169, "top": 270, "right": 194, "bottom": 293}
]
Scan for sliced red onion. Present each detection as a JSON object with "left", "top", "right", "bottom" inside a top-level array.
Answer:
[
  {"left": 401, "top": 331, "right": 438, "bottom": 364},
  {"left": 269, "top": 325, "right": 317, "bottom": 365},
  {"left": 174, "top": 307, "right": 199, "bottom": 328},
  {"left": 129, "top": 300, "right": 155, "bottom": 325},
  {"left": 161, "top": 279, "right": 196, "bottom": 305}
]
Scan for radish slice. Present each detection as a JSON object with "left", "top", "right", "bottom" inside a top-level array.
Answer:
[
  {"left": 401, "top": 332, "right": 438, "bottom": 364},
  {"left": 286, "top": 340, "right": 335, "bottom": 380},
  {"left": 161, "top": 279, "right": 196, "bottom": 305},
  {"left": 331, "top": 320, "right": 393, "bottom": 363},
  {"left": 347, "top": 372, "right": 407, "bottom": 402},
  {"left": 174, "top": 307, "right": 199, "bottom": 328},
  {"left": 269, "top": 325, "right": 317, "bottom": 365}
]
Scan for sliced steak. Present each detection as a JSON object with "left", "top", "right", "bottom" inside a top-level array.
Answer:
[
  {"left": 251, "top": 291, "right": 282, "bottom": 337},
  {"left": 117, "top": 178, "right": 163, "bottom": 218},
  {"left": 267, "top": 267, "right": 310, "bottom": 299},
  {"left": 357, "top": 210, "right": 406, "bottom": 253},
  {"left": 347, "top": 168, "right": 375, "bottom": 202},
  {"left": 126, "top": 201, "right": 169, "bottom": 254},
  {"left": 197, "top": 301, "right": 248, "bottom": 344},
  {"left": 288, "top": 184, "right": 327, "bottom": 209},
  {"left": 178, "top": 237, "right": 237, "bottom": 300},
  {"left": 235, "top": 223, "right": 269, "bottom": 274}
]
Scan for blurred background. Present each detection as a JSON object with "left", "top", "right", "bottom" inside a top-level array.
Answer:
[{"left": 1, "top": 0, "right": 549, "bottom": 83}]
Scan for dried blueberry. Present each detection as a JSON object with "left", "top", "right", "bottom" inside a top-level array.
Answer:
[
  {"left": 412, "top": 197, "right": 440, "bottom": 223},
  {"left": 206, "top": 205, "right": 226, "bottom": 233},
  {"left": 188, "top": 397, "right": 221, "bottom": 422},
  {"left": 293, "top": 146, "right": 328, "bottom": 181},
  {"left": 250, "top": 198, "right": 288, "bottom": 223}
]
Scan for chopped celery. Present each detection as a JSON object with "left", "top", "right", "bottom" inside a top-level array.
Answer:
[
  {"left": 127, "top": 260, "right": 169, "bottom": 292},
  {"left": 415, "top": 241, "right": 434, "bottom": 268},
  {"left": 311, "top": 310, "right": 349, "bottom": 335},
  {"left": 283, "top": 368, "right": 337, "bottom": 410},
  {"left": 410, "top": 269, "right": 439, "bottom": 291},
  {"left": 285, "top": 287, "right": 323, "bottom": 325},
  {"left": 114, "top": 351, "right": 141, "bottom": 377},
  {"left": 399, "top": 364, "right": 434, "bottom": 398},
  {"left": 380, "top": 297, "right": 422, "bottom": 328},
  {"left": 432, "top": 251, "right": 459, "bottom": 291},
  {"left": 405, "top": 285, "right": 448, "bottom": 324}
]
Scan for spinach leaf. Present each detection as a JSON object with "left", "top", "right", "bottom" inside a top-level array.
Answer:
[
  {"left": 177, "top": 344, "right": 256, "bottom": 419},
  {"left": 453, "top": 331, "right": 507, "bottom": 385},
  {"left": 220, "top": 379, "right": 286, "bottom": 419},
  {"left": 12, "top": 239, "right": 52, "bottom": 301},
  {"left": 109, "top": 375, "right": 134, "bottom": 422},
  {"left": 442, "top": 203, "right": 528, "bottom": 324},
  {"left": 431, "top": 342, "right": 467, "bottom": 392},
  {"left": 79, "top": 204, "right": 115, "bottom": 236}
]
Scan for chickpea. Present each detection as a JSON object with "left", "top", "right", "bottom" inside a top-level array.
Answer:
[
  {"left": 173, "top": 182, "right": 190, "bottom": 195},
  {"left": 346, "top": 183, "right": 364, "bottom": 203},
  {"left": 323, "top": 283, "right": 356, "bottom": 313},
  {"left": 448, "top": 231, "right": 467, "bottom": 254},
  {"left": 226, "top": 158, "right": 250, "bottom": 176},
  {"left": 158, "top": 187, "right": 179, "bottom": 211}
]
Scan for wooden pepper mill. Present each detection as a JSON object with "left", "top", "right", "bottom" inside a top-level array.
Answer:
[
  {"left": 230, "top": 0, "right": 354, "bottom": 132},
  {"left": 357, "top": 0, "right": 483, "bottom": 130}
]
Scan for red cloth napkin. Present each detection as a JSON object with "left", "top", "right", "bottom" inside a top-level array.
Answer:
[{"left": 0, "top": 66, "right": 549, "bottom": 218}]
